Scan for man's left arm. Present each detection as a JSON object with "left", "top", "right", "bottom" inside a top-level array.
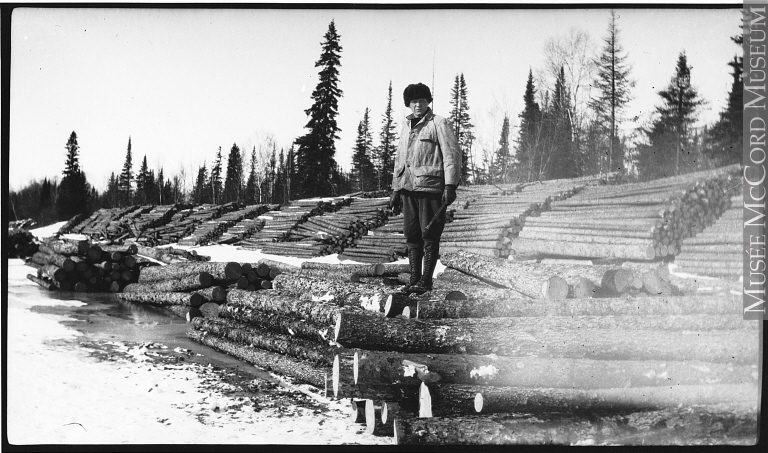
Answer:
[{"left": 436, "top": 118, "right": 462, "bottom": 188}]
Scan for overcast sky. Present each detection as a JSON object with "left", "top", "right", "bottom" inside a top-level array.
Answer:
[{"left": 9, "top": 6, "right": 741, "bottom": 191}]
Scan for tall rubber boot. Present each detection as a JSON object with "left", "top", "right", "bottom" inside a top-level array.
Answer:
[
  {"left": 409, "top": 245, "right": 438, "bottom": 295},
  {"left": 402, "top": 247, "right": 423, "bottom": 293}
]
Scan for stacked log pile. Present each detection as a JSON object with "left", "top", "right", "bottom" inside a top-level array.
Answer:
[
  {"left": 126, "top": 204, "right": 185, "bottom": 238},
  {"left": 177, "top": 204, "right": 271, "bottom": 246},
  {"left": 132, "top": 243, "right": 211, "bottom": 264},
  {"left": 69, "top": 205, "right": 143, "bottom": 238},
  {"left": 139, "top": 208, "right": 194, "bottom": 246},
  {"left": 374, "top": 214, "right": 403, "bottom": 234},
  {"left": 175, "top": 202, "right": 242, "bottom": 246},
  {"left": 117, "top": 258, "right": 288, "bottom": 320},
  {"left": 8, "top": 228, "right": 39, "bottom": 259},
  {"left": 441, "top": 178, "right": 592, "bottom": 258},
  {"left": 673, "top": 193, "right": 742, "bottom": 280},
  {"left": 57, "top": 213, "right": 87, "bottom": 235},
  {"left": 512, "top": 164, "right": 740, "bottom": 261},
  {"left": 24, "top": 238, "right": 144, "bottom": 292}
]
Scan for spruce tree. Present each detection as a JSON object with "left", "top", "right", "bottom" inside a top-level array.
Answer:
[
  {"left": 492, "top": 115, "right": 511, "bottom": 183},
  {"left": 377, "top": 81, "right": 398, "bottom": 190},
  {"left": 352, "top": 107, "right": 376, "bottom": 192},
  {"left": 295, "top": 20, "right": 343, "bottom": 198},
  {"left": 57, "top": 131, "right": 91, "bottom": 218},
  {"left": 589, "top": 9, "right": 634, "bottom": 174},
  {"left": 244, "top": 146, "right": 259, "bottom": 204},
  {"left": 516, "top": 70, "right": 543, "bottom": 181},
  {"left": 286, "top": 145, "right": 296, "bottom": 202},
  {"left": 135, "top": 155, "right": 149, "bottom": 205},
  {"left": 548, "top": 67, "right": 577, "bottom": 179},
  {"left": 638, "top": 52, "right": 704, "bottom": 178},
  {"left": 210, "top": 146, "right": 223, "bottom": 204},
  {"left": 118, "top": 137, "right": 133, "bottom": 206},
  {"left": 705, "top": 32, "right": 743, "bottom": 165},
  {"left": 223, "top": 143, "right": 243, "bottom": 203},
  {"left": 449, "top": 73, "right": 474, "bottom": 184}
]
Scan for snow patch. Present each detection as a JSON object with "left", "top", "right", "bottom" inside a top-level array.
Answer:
[
  {"left": 29, "top": 221, "right": 67, "bottom": 239},
  {"left": 359, "top": 294, "right": 380, "bottom": 312},
  {"left": 469, "top": 364, "right": 499, "bottom": 379},
  {"left": 312, "top": 292, "right": 334, "bottom": 302}
]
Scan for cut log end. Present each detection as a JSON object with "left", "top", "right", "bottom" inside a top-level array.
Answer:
[
  {"left": 474, "top": 393, "right": 483, "bottom": 413},
  {"left": 332, "top": 355, "right": 340, "bottom": 398},
  {"left": 418, "top": 382, "right": 433, "bottom": 418},
  {"left": 365, "top": 400, "right": 377, "bottom": 434},
  {"left": 353, "top": 351, "right": 360, "bottom": 385}
]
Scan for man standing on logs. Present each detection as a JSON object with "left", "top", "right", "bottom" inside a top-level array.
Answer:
[{"left": 389, "top": 83, "right": 461, "bottom": 294}]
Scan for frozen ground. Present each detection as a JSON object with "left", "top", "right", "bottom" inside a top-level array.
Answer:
[{"left": 5, "top": 222, "right": 392, "bottom": 445}]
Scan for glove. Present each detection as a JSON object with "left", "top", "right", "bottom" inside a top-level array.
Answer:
[
  {"left": 389, "top": 190, "right": 402, "bottom": 211},
  {"left": 442, "top": 185, "right": 457, "bottom": 206}
]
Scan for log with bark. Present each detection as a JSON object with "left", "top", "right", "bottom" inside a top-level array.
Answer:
[
  {"left": 138, "top": 261, "right": 242, "bottom": 282},
  {"left": 117, "top": 291, "right": 204, "bottom": 307},
  {"left": 218, "top": 305, "right": 334, "bottom": 343},
  {"left": 27, "top": 274, "right": 56, "bottom": 290},
  {"left": 300, "top": 261, "right": 385, "bottom": 276},
  {"left": 123, "top": 272, "right": 213, "bottom": 293},
  {"left": 419, "top": 382, "right": 757, "bottom": 417},
  {"left": 187, "top": 329, "right": 328, "bottom": 388},
  {"left": 342, "top": 349, "right": 756, "bottom": 388},
  {"left": 271, "top": 274, "right": 400, "bottom": 312},
  {"left": 392, "top": 406, "right": 757, "bottom": 445},
  {"left": 333, "top": 312, "right": 759, "bottom": 362},
  {"left": 190, "top": 286, "right": 227, "bottom": 304}
]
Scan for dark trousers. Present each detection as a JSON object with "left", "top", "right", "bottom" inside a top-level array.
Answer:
[{"left": 401, "top": 190, "right": 445, "bottom": 253}]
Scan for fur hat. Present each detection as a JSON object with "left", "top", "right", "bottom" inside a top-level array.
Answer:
[{"left": 403, "top": 83, "right": 433, "bottom": 107}]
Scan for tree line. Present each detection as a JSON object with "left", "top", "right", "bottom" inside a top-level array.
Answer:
[{"left": 9, "top": 12, "right": 743, "bottom": 225}]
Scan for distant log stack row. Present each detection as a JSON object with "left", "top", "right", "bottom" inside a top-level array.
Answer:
[
  {"left": 673, "top": 193, "right": 742, "bottom": 280},
  {"left": 512, "top": 164, "right": 741, "bottom": 261},
  {"left": 177, "top": 204, "right": 271, "bottom": 246},
  {"left": 67, "top": 205, "right": 144, "bottom": 238},
  {"left": 56, "top": 213, "right": 87, "bottom": 235},
  {"left": 24, "top": 238, "right": 145, "bottom": 292}
]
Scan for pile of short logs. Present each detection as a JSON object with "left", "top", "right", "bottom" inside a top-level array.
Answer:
[
  {"left": 184, "top": 252, "right": 757, "bottom": 445},
  {"left": 117, "top": 258, "right": 288, "bottom": 320},
  {"left": 512, "top": 164, "right": 740, "bottom": 261},
  {"left": 139, "top": 208, "right": 195, "bottom": 246},
  {"left": 24, "top": 238, "right": 144, "bottom": 292},
  {"left": 8, "top": 228, "right": 39, "bottom": 259},
  {"left": 177, "top": 204, "right": 271, "bottom": 246},
  {"left": 340, "top": 234, "right": 407, "bottom": 263},
  {"left": 673, "top": 193, "right": 742, "bottom": 280},
  {"left": 441, "top": 177, "right": 594, "bottom": 258},
  {"left": 238, "top": 200, "right": 346, "bottom": 248},
  {"left": 67, "top": 205, "right": 144, "bottom": 238}
]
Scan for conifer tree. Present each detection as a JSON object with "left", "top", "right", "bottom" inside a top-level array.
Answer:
[
  {"left": 210, "top": 146, "right": 223, "bottom": 204},
  {"left": 638, "top": 52, "right": 704, "bottom": 178},
  {"left": 192, "top": 164, "right": 208, "bottom": 204},
  {"left": 547, "top": 67, "right": 577, "bottom": 179},
  {"left": 376, "top": 81, "right": 398, "bottom": 190},
  {"left": 118, "top": 137, "right": 133, "bottom": 206},
  {"left": 516, "top": 70, "right": 543, "bottom": 181},
  {"left": 449, "top": 73, "right": 474, "bottom": 183},
  {"left": 589, "top": 9, "right": 634, "bottom": 174},
  {"left": 135, "top": 155, "right": 149, "bottom": 205},
  {"left": 286, "top": 145, "right": 296, "bottom": 202},
  {"left": 244, "top": 146, "right": 259, "bottom": 204},
  {"left": 705, "top": 31, "right": 743, "bottom": 165},
  {"left": 352, "top": 107, "right": 376, "bottom": 192},
  {"left": 57, "top": 131, "right": 91, "bottom": 218},
  {"left": 492, "top": 115, "right": 511, "bottom": 183},
  {"left": 223, "top": 143, "right": 243, "bottom": 203},
  {"left": 295, "top": 20, "right": 344, "bottom": 198}
]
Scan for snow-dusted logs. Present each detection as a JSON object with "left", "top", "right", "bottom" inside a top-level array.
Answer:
[
  {"left": 440, "top": 251, "right": 611, "bottom": 299},
  {"left": 393, "top": 406, "right": 757, "bottom": 445},
  {"left": 419, "top": 382, "right": 757, "bottom": 417},
  {"left": 254, "top": 258, "right": 301, "bottom": 278},
  {"left": 218, "top": 305, "right": 335, "bottom": 343},
  {"left": 138, "top": 261, "right": 241, "bottom": 282},
  {"left": 186, "top": 329, "right": 328, "bottom": 388},
  {"left": 117, "top": 291, "right": 204, "bottom": 307},
  {"left": 271, "top": 274, "right": 400, "bottom": 312},
  {"left": 333, "top": 313, "right": 758, "bottom": 362},
  {"left": 191, "top": 317, "right": 336, "bottom": 366},
  {"left": 300, "top": 262, "right": 385, "bottom": 276},
  {"left": 227, "top": 288, "right": 374, "bottom": 325},
  {"left": 458, "top": 292, "right": 743, "bottom": 316},
  {"left": 41, "top": 238, "right": 90, "bottom": 256},
  {"left": 27, "top": 274, "right": 56, "bottom": 290},
  {"left": 341, "top": 350, "right": 756, "bottom": 388},
  {"left": 123, "top": 272, "right": 213, "bottom": 293},
  {"left": 509, "top": 237, "right": 656, "bottom": 260},
  {"left": 98, "top": 243, "right": 139, "bottom": 255}
]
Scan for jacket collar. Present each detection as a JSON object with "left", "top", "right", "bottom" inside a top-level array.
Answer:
[{"left": 406, "top": 108, "right": 434, "bottom": 126}]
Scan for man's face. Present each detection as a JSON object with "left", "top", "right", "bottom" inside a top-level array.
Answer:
[{"left": 409, "top": 98, "right": 430, "bottom": 118}]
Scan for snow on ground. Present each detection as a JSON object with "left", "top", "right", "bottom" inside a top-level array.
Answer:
[{"left": 6, "top": 259, "right": 390, "bottom": 445}]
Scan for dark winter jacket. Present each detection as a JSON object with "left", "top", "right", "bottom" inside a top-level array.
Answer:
[{"left": 392, "top": 108, "right": 462, "bottom": 193}]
